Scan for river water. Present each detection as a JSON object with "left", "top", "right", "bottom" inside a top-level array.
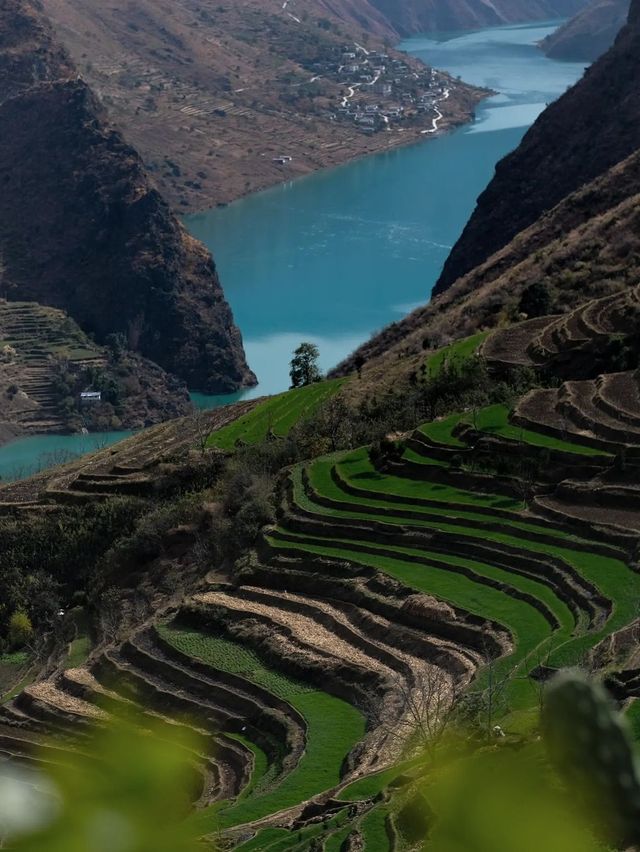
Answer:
[{"left": 0, "top": 21, "right": 585, "bottom": 481}]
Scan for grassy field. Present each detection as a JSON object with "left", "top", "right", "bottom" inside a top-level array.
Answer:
[
  {"left": 269, "top": 528, "right": 564, "bottom": 710},
  {"left": 474, "top": 404, "right": 610, "bottom": 457},
  {"left": 417, "top": 404, "right": 608, "bottom": 456},
  {"left": 273, "top": 432, "right": 640, "bottom": 718},
  {"left": 208, "top": 379, "right": 347, "bottom": 450},
  {"left": 312, "top": 454, "right": 590, "bottom": 543},
  {"left": 336, "top": 448, "right": 520, "bottom": 511},
  {"left": 64, "top": 636, "right": 92, "bottom": 670},
  {"left": 0, "top": 650, "right": 33, "bottom": 703},
  {"left": 359, "top": 804, "right": 391, "bottom": 852},
  {"left": 237, "top": 808, "right": 352, "bottom": 851},
  {"left": 418, "top": 413, "right": 466, "bottom": 447},
  {"left": 159, "top": 625, "right": 365, "bottom": 833},
  {"left": 425, "top": 332, "right": 488, "bottom": 379},
  {"left": 63, "top": 607, "right": 93, "bottom": 670},
  {"left": 301, "top": 454, "right": 640, "bottom": 659}
]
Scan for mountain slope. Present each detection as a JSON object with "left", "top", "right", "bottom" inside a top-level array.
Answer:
[
  {"left": 364, "top": 0, "right": 590, "bottom": 36},
  {"left": 42, "top": 0, "right": 486, "bottom": 211},
  {"left": 331, "top": 145, "right": 640, "bottom": 385},
  {"left": 0, "top": 0, "right": 255, "bottom": 394},
  {"left": 542, "top": 0, "right": 629, "bottom": 60},
  {"left": 434, "top": 0, "right": 640, "bottom": 295}
]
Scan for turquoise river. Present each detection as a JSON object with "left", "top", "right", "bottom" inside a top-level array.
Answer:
[{"left": 0, "top": 20, "right": 585, "bottom": 481}]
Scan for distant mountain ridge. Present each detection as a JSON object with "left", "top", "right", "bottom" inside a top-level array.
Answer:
[
  {"left": 434, "top": 0, "right": 640, "bottom": 295},
  {"left": 542, "top": 0, "right": 629, "bottom": 60},
  {"left": 0, "top": 0, "right": 255, "bottom": 395},
  {"left": 359, "top": 0, "right": 591, "bottom": 37}
]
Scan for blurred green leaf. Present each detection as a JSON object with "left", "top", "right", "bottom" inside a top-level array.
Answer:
[
  {"left": 12, "top": 713, "right": 204, "bottom": 852},
  {"left": 426, "top": 748, "right": 604, "bottom": 852}
]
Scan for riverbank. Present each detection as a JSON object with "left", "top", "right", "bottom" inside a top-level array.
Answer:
[
  {"left": 0, "top": 22, "right": 584, "bottom": 483},
  {"left": 187, "top": 21, "right": 585, "bottom": 393},
  {"left": 181, "top": 76, "right": 488, "bottom": 213},
  {"left": 44, "top": 0, "right": 489, "bottom": 214}
]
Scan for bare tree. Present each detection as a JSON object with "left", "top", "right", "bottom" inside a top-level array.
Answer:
[
  {"left": 99, "top": 587, "right": 123, "bottom": 644},
  {"left": 189, "top": 407, "right": 214, "bottom": 455},
  {"left": 373, "top": 667, "right": 456, "bottom": 761},
  {"left": 458, "top": 650, "right": 513, "bottom": 739},
  {"left": 515, "top": 457, "right": 539, "bottom": 510},
  {"left": 316, "top": 395, "right": 353, "bottom": 452}
]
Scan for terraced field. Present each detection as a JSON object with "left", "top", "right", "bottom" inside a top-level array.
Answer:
[
  {"left": 5, "top": 311, "right": 640, "bottom": 847},
  {"left": 158, "top": 625, "right": 365, "bottom": 834},
  {"left": 5, "top": 382, "right": 640, "bottom": 845},
  {"left": 270, "top": 442, "right": 635, "bottom": 716},
  {"left": 208, "top": 379, "right": 347, "bottom": 450},
  {"left": 0, "top": 301, "right": 106, "bottom": 433},
  {"left": 0, "top": 398, "right": 258, "bottom": 509}
]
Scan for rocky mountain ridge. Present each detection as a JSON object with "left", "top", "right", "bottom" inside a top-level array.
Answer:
[
  {"left": 0, "top": 0, "right": 255, "bottom": 395},
  {"left": 542, "top": 0, "right": 629, "bottom": 60},
  {"left": 332, "top": 0, "right": 640, "bottom": 391},
  {"left": 433, "top": 0, "right": 640, "bottom": 295}
]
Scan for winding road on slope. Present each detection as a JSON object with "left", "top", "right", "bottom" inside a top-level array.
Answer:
[{"left": 422, "top": 87, "right": 451, "bottom": 135}]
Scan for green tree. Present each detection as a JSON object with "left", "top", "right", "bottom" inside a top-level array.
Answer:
[
  {"left": 8, "top": 610, "right": 33, "bottom": 650},
  {"left": 518, "top": 281, "right": 552, "bottom": 318},
  {"left": 289, "top": 342, "right": 322, "bottom": 388}
]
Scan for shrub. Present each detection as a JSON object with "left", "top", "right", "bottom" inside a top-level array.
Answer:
[
  {"left": 8, "top": 610, "right": 33, "bottom": 649},
  {"left": 518, "top": 281, "right": 552, "bottom": 318}
]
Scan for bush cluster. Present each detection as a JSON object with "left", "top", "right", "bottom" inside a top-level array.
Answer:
[{"left": 0, "top": 498, "right": 144, "bottom": 650}]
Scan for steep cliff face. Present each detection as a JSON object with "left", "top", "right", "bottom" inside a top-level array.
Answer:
[
  {"left": 365, "top": 0, "right": 589, "bottom": 37},
  {"left": 542, "top": 0, "right": 629, "bottom": 60},
  {"left": 434, "top": 0, "right": 640, "bottom": 295},
  {"left": 0, "top": 0, "right": 255, "bottom": 394}
]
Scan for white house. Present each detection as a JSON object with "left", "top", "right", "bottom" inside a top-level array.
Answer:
[{"left": 80, "top": 391, "right": 102, "bottom": 404}]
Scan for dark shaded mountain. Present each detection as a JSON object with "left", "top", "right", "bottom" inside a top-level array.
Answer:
[
  {"left": 0, "top": 0, "right": 255, "bottom": 394},
  {"left": 364, "top": 0, "right": 590, "bottom": 37},
  {"left": 332, "top": 147, "right": 640, "bottom": 383},
  {"left": 542, "top": 0, "right": 629, "bottom": 61},
  {"left": 434, "top": 0, "right": 640, "bottom": 295}
]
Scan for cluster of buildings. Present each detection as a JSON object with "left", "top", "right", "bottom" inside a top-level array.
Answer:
[{"left": 309, "top": 45, "right": 449, "bottom": 134}]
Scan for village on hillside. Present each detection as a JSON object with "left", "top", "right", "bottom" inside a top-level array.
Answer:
[{"left": 306, "top": 43, "right": 451, "bottom": 134}]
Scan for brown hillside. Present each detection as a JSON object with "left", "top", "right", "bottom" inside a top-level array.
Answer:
[
  {"left": 0, "top": 0, "right": 255, "bottom": 394},
  {"left": 41, "top": 0, "right": 487, "bottom": 210},
  {"left": 434, "top": 0, "right": 640, "bottom": 294},
  {"left": 542, "top": 0, "right": 629, "bottom": 61}
]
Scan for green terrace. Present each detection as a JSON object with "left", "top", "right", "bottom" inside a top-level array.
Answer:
[
  {"left": 424, "top": 332, "right": 489, "bottom": 379},
  {"left": 267, "top": 435, "right": 638, "bottom": 720},
  {"left": 236, "top": 808, "right": 357, "bottom": 852},
  {"left": 419, "top": 404, "right": 610, "bottom": 457},
  {"left": 208, "top": 379, "right": 347, "bottom": 451},
  {"left": 159, "top": 625, "right": 365, "bottom": 834}
]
